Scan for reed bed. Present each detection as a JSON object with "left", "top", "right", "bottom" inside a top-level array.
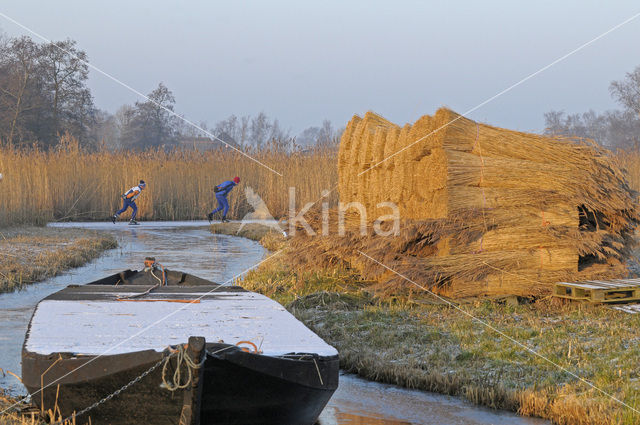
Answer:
[
  {"left": 0, "top": 135, "right": 338, "bottom": 227},
  {"left": 615, "top": 148, "right": 640, "bottom": 193}
]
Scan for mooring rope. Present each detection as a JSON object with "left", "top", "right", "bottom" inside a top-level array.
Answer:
[
  {"left": 51, "top": 344, "right": 204, "bottom": 424},
  {"left": 161, "top": 344, "right": 204, "bottom": 392},
  {"left": 115, "top": 282, "right": 160, "bottom": 301},
  {"left": 43, "top": 343, "right": 259, "bottom": 424}
]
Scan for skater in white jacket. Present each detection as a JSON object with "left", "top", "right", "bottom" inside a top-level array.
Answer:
[{"left": 112, "top": 180, "right": 146, "bottom": 225}]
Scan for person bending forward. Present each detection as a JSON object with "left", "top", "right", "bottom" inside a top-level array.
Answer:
[
  {"left": 112, "top": 180, "right": 146, "bottom": 225},
  {"left": 208, "top": 177, "right": 240, "bottom": 223}
]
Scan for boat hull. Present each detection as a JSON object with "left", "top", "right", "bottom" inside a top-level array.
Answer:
[
  {"left": 22, "top": 270, "right": 340, "bottom": 424},
  {"left": 22, "top": 344, "right": 339, "bottom": 425},
  {"left": 203, "top": 345, "right": 339, "bottom": 425}
]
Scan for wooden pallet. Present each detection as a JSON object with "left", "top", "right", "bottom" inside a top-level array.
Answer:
[{"left": 554, "top": 279, "right": 640, "bottom": 303}]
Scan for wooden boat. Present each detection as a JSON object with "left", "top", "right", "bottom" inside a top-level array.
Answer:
[{"left": 22, "top": 260, "right": 339, "bottom": 425}]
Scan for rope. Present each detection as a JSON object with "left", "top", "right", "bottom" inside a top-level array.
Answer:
[
  {"left": 206, "top": 345, "right": 238, "bottom": 357},
  {"left": 45, "top": 344, "right": 257, "bottom": 423},
  {"left": 54, "top": 343, "right": 205, "bottom": 424},
  {"left": 150, "top": 269, "right": 162, "bottom": 285},
  {"left": 115, "top": 283, "right": 159, "bottom": 301},
  {"left": 161, "top": 344, "right": 204, "bottom": 392},
  {"left": 473, "top": 122, "right": 488, "bottom": 252},
  {"left": 117, "top": 263, "right": 166, "bottom": 301},
  {"left": 235, "top": 340, "right": 259, "bottom": 353},
  {"left": 159, "top": 263, "right": 166, "bottom": 286}
]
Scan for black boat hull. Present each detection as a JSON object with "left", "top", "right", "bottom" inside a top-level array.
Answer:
[
  {"left": 22, "top": 343, "right": 339, "bottom": 425},
  {"left": 202, "top": 346, "right": 338, "bottom": 425},
  {"left": 22, "top": 269, "right": 339, "bottom": 424}
]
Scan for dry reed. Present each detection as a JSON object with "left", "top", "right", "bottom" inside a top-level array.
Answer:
[
  {"left": 0, "top": 135, "right": 338, "bottom": 226},
  {"left": 615, "top": 148, "right": 640, "bottom": 193}
]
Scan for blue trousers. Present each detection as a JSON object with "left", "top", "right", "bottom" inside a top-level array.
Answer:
[
  {"left": 116, "top": 198, "right": 138, "bottom": 219},
  {"left": 211, "top": 194, "right": 229, "bottom": 218}
]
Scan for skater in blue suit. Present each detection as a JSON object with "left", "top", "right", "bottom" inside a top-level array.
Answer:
[{"left": 208, "top": 177, "right": 240, "bottom": 223}]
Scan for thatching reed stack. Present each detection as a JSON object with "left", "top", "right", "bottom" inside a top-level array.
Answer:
[{"left": 305, "top": 107, "right": 639, "bottom": 298}]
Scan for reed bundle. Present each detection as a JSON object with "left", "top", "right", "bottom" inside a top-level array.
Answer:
[{"left": 319, "top": 108, "right": 640, "bottom": 297}]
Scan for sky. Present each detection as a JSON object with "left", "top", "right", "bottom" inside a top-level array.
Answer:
[{"left": 1, "top": 1, "right": 639, "bottom": 134}]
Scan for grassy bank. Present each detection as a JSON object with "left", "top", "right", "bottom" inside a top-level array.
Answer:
[
  {"left": 221, "top": 222, "right": 640, "bottom": 425},
  {"left": 209, "top": 222, "right": 287, "bottom": 252},
  {"left": 0, "top": 227, "right": 116, "bottom": 425},
  {"left": 0, "top": 137, "right": 337, "bottom": 227},
  {"left": 0, "top": 227, "right": 117, "bottom": 292}
]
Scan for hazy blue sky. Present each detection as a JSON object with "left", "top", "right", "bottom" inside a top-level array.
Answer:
[{"left": 1, "top": 1, "right": 639, "bottom": 134}]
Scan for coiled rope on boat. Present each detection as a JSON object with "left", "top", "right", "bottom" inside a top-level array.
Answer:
[
  {"left": 161, "top": 344, "right": 204, "bottom": 392},
  {"left": 55, "top": 344, "right": 205, "bottom": 424}
]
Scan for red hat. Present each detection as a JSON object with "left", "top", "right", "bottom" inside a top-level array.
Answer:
[{"left": 233, "top": 176, "right": 240, "bottom": 184}]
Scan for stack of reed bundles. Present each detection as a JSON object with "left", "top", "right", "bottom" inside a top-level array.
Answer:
[{"left": 314, "top": 108, "right": 639, "bottom": 298}]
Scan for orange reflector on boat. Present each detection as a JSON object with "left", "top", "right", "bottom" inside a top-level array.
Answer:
[{"left": 116, "top": 298, "right": 201, "bottom": 303}]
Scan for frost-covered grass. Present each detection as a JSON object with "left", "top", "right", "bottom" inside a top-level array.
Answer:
[
  {"left": 0, "top": 227, "right": 117, "bottom": 292},
  {"left": 292, "top": 293, "right": 640, "bottom": 425},
  {"left": 236, "top": 224, "right": 640, "bottom": 425},
  {"left": 209, "top": 222, "right": 286, "bottom": 251}
]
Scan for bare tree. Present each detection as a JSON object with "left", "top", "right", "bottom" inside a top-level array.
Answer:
[
  {"left": 213, "top": 112, "right": 288, "bottom": 147},
  {"left": 606, "top": 110, "right": 640, "bottom": 150},
  {"left": 610, "top": 66, "right": 640, "bottom": 118},
  {"left": 297, "top": 119, "right": 340, "bottom": 147},
  {"left": 544, "top": 64, "right": 640, "bottom": 150},
  {"left": 214, "top": 114, "right": 241, "bottom": 145},
  {"left": 544, "top": 109, "right": 640, "bottom": 150},
  {"left": 0, "top": 36, "right": 43, "bottom": 146},
  {"left": 120, "top": 83, "right": 180, "bottom": 149},
  {"left": 90, "top": 109, "right": 120, "bottom": 149},
  {"left": 250, "top": 112, "right": 269, "bottom": 147},
  {"left": 40, "top": 39, "right": 95, "bottom": 145},
  {"left": 249, "top": 112, "right": 289, "bottom": 147}
]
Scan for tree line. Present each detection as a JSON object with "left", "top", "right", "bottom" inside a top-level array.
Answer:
[
  {"left": 9, "top": 31, "right": 637, "bottom": 152},
  {"left": 0, "top": 33, "right": 340, "bottom": 150},
  {"left": 0, "top": 36, "right": 93, "bottom": 148},
  {"left": 544, "top": 66, "right": 640, "bottom": 150}
]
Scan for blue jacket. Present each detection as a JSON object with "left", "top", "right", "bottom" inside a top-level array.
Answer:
[{"left": 215, "top": 180, "right": 236, "bottom": 196}]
